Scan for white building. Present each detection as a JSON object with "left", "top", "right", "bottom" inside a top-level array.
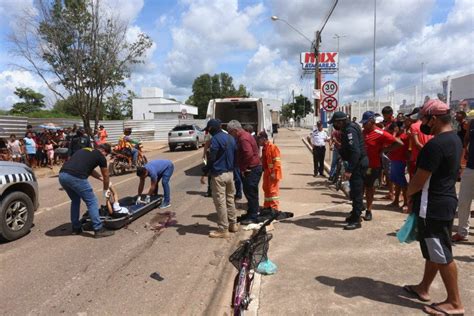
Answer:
[{"left": 132, "top": 87, "right": 198, "bottom": 120}]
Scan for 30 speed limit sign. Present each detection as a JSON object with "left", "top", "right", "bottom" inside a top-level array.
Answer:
[
  {"left": 322, "top": 80, "right": 338, "bottom": 96},
  {"left": 322, "top": 96, "right": 338, "bottom": 112}
]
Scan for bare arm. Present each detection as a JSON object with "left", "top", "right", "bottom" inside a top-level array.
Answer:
[
  {"left": 100, "top": 167, "right": 109, "bottom": 191},
  {"left": 138, "top": 177, "right": 145, "bottom": 196},
  {"left": 147, "top": 180, "right": 158, "bottom": 196},
  {"left": 411, "top": 132, "right": 423, "bottom": 150},
  {"left": 383, "top": 138, "right": 403, "bottom": 153},
  {"left": 407, "top": 168, "right": 432, "bottom": 197},
  {"left": 91, "top": 169, "right": 102, "bottom": 181}
]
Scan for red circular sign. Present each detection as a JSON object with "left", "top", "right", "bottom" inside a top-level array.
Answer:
[
  {"left": 322, "top": 80, "right": 338, "bottom": 96},
  {"left": 322, "top": 96, "right": 338, "bottom": 112}
]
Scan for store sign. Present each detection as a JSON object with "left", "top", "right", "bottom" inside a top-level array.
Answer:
[{"left": 300, "top": 52, "right": 338, "bottom": 73}]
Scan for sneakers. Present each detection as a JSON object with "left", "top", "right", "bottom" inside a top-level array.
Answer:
[
  {"left": 240, "top": 218, "right": 257, "bottom": 225},
  {"left": 451, "top": 233, "right": 468, "bottom": 242},
  {"left": 229, "top": 223, "right": 239, "bottom": 233},
  {"left": 159, "top": 203, "right": 171, "bottom": 209},
  {"left": 72, "top": 226, "right": 83, "bottom": 235},
  {"left": 344, "top": 220, "right": 362, "bottom": 230},
  {"left": 364, "top": 211, "right": 373, "bottom": 221},
  {"left": 209, "top": 230, "right": 230, "bottom": 238},
  {"left": 234, "top": 194, "right": 242, "bottom": 201},
  {"left": 94, "top": 227, "right": 114, "bottom": 238}
]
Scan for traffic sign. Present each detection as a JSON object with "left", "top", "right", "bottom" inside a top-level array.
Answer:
[
  {"left": 322, "top": 96, "right": 338, "bottom": 112},
  {"left": 322, "top": 81, "right": 338, "bottom": 96}
]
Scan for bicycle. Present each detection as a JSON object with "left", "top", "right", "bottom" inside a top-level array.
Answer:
[
  {"left": 332, "top": 156, "right": 345, "bottom": 192},
  {"left": 229, "top": 213, "right": 277, "bottom": 315}
]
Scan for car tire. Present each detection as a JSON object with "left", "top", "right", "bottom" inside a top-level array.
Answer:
[
  {"left": 169, "top": 145, "right": 176, "bottom": 152},
  {"left": 0, "top": 191, "right": 35, "bottom": 241},
  {"left": 193, "top": 139, "right": 199, "bottom": 150}
]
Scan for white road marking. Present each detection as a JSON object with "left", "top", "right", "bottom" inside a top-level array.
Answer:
[{"left": 35, "top": 150, "right": 202, "bottom": 216}]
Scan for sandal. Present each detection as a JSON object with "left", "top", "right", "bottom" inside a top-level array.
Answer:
[
  {"left": 423, "top": 303, "right": 464, "bottom": 315},
  {"left": 403, "top": 285, "right": 430, "bottom": 302}
]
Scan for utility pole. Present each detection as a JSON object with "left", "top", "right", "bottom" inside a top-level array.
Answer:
[
  {"left": 421, "top": 62, "right": 425, "bottom": 105},
  {"left": 314, "top": 31, "right": 321, "bottom": 118},
  {"left": 292, "top": 89, "right": 295, "bottom": 120},
  {"left": 333, "top": 34, "right": 346, "bottom": 104}
]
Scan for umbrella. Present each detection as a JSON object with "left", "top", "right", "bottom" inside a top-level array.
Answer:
[{"left": 39, "top": 123, "right": 62, "bottom": 130}]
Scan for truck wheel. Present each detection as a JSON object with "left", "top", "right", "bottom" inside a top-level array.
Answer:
[
  {"left": 0, "top": 192, "right": 35, "bottom": 241},
  {"left": 169, "top": 145, "right": 176, "bottom": 152}
]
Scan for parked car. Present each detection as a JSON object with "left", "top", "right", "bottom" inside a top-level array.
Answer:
[
  {"left": 168, "top": 124, "right": 205, "bottom": 151},
  {"left": 0, "top": 161, "right": 39, "bottom": 241}
]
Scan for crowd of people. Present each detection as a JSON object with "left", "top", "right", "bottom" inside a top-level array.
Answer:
[
  {"left": 0, "top": 124, "right": 109, "bottom": 169},
  {"left": 316, "top": 99, "right": 472, "bottom": 315}
]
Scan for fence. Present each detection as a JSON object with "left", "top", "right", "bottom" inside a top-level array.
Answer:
[
  {"left": 350, "top": 72, "right": 473, "bottom": 120},
  {"left": 0, "top": 116, "right": 28, "bottom": 138},
  {"left": 1, "top": 116, "right": 208, "bottom": 143}
]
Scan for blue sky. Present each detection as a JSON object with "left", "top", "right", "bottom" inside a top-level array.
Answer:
[{"left": 0, "top": 0, "right": 472, "bottom": 110}]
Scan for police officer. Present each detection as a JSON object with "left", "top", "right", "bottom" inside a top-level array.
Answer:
[{"left": 329, "top": 112, "right": 368, "bottom": 230}]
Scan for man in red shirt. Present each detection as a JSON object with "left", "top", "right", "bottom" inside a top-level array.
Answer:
[
  {"left": 360, "top": 111, "right": 403, "bottom": 221},
  {"left": 406, "top": 107, "right": 433, "bottom": 178},
  {"left": 227, "top": 120, "right": 262, "bottom": 225}
]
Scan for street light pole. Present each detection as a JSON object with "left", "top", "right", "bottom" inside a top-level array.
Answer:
[
  {"left": 421, "top": 62, "right": 425, "bottom": 105},
  {"left": 333, "top": 33, "right": 346, "bottom": 104}
]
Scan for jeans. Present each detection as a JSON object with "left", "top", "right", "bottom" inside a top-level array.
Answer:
[
  {"left": 131, "top": 148, "right": 139, "bottom": 164},
  {"left": 233, "top": 168, "right": 243, "bottom": 198},
  {"left": 153, "top": 165, "right": 174, "bottom": 205},
  {"left": 242, "top": 165, "right": 263, "bottom": 220},
  {"left": 59, "top": 172, "right": 102, "bottom": 231},
  {"left": 312, "top": 146, "right": 326, "bottom": 175},
  {"left": 329, "top": 149, "right": 340, "bottom": 178}
]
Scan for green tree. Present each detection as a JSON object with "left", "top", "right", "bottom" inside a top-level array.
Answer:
[
  {"left": 53, "top": 94, "right": 81, "bottom": 116},
  {"left": 281, "top": 104, "right": 293, "bottom": 120},
  {"left": 122, "top": 90, "right": 137, "bottom": 119},
  {"left": 294, "top": 94, "right": 312, "bottom": 117},
  {"left": 189, "top": 74, "right": 213, "bottom": 118},
  {"left": 236, "top": 84, "right": 249, "bottom": 97},
  {"left": 10, "top": 87, "right": 45, "bottom": 114},
  {"left": 211, "top": 74, "right": 221, "bottom": 99},
  {"left": 10, "top": 0, "right": 152, "bottom": 133}
]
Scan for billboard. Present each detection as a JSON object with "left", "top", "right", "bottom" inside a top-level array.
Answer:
[{"left": 300, "top": 52, "right": 338, "bottom": 74}]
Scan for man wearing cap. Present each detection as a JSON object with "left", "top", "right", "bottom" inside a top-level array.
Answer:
[
  {"left": 227, "top": 120, "right": 262, "bottom": 225},
  {"left": 329, "top": 111, "right": 368, "bottom": 230},
  {"left": 257, "top": 131, "right": 282, "bottom": 210},
  {"left": 452, "top": 109, "right": 474, "bottom": 242},
  {"left": 406, "top": 107, "right": 433, "bottom": 178},
  {"left": 136, "top": 159, "right": 174, "bottom": 209},
  {"left": 200, "top": 119, "right": 238, "bottom": 238},
  {"left": 405, "top": 99, "right": 464, "bottom": 315},
  {"left": 360, "top": 111, "right": 402, "bottom": 221}
]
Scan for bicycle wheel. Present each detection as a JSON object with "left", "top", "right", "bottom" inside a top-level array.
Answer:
[{"left": 232, "top": 266, "right": 248, "bottom": 315}]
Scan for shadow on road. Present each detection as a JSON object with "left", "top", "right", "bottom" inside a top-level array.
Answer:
[
  {"left": 454, "top": 255, "right": 474, "bottom": 263},
  {"left": 45, "top": 223, "right": 94, "bottom": 238},
  {"left": 315, "top": 276, "right": 425, "bottom": 310},
  {"left": 184, "top": 164, "right": 204, "bottom": 177},
  {"left": 280, "top": 217, "right": 345, "bottom": 230},
  {"left": 186, "top": 190, "right": 207, "bottom": 197},
  {"left": 192, "top": 212, "right": 218, "bottom": 223},
  {"left": 174, "top": 223, "right": 214, "bottom": 236}
]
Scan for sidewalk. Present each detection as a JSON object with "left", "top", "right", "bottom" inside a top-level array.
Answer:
[
  {"left": 33, "top": 140, "right": 168, "bottom": 178},
  {"left": 257, "top": 128, "right": 473, "bottom": 315}
]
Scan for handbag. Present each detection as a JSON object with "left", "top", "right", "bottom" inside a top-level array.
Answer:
[{"left": 396, "top": 213, "right": 418, "bottom": 244}]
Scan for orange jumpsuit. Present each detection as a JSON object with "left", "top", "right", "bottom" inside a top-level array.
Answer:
[{"left": 262, "top": 141, "right": 282, "bottom": 210}]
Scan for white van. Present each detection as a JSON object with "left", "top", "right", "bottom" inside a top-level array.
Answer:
[{"left": 206, "top": 97, "right": 274, "bottom": 138}]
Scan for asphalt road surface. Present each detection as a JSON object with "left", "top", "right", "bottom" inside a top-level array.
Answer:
[{"left": 0, "top": 146, "right": 240, "bottom": 315}]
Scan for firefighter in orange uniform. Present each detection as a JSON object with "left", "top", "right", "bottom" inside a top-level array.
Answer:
[{"left": 257, "top": 131, "right": 282, "bottom": 210}]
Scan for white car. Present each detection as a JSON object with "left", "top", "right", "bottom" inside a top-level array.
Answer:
[{"left": 168, "top": 124, "right": 205, "bottom": 151}]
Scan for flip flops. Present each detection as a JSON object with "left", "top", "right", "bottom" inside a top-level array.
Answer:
[
  {"left": 403, "top": 285, "right": 430, "bottom": 302},
  {"left": 423, "top": 303, "right": 465, "bottom": 315}
]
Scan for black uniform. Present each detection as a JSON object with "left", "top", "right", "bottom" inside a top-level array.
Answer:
[{"left": 338, "top": 121, "right": 368, "bottom": 219}]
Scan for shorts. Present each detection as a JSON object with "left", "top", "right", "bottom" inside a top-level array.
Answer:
[
  {"left": 418, "top": 217, "right": 453, "bottom": 264},
  {"left": 28, "top": 153, "right": 36, "bottom": 160},
  {"left": 382, "top": 154, "right": 391, "bottom": 176},
  {"left": 364, "top": 167, "right": 381, "bottom": 187},
  {"left": 389, "top": 161, "right": 407, "bottom": 187}
]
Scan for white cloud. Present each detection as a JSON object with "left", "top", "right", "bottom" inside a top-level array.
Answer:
[
  {"left": 164, "top": 0, "right": 265, "bottom": 86},
  {"left": 100, "top": 0, "right": 144, "bottom": 23}
]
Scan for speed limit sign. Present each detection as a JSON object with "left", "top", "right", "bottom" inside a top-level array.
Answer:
[
  {"left": 322, "top": 96, "right": 338, "bottom": 112},
  {"left": 322, "top": 80, "right": 338, "bottom": 96}
]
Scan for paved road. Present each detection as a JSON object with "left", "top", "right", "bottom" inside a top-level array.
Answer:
[{"left": 0, "top": 146, "right": 239, "bottom": 315}]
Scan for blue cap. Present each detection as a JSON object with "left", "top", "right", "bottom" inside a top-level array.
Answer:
[
  {"left": 360, "top": 111, "right": 375, "bottom": 124},
  {"left": 205, "top": 119, "right": 221, "bottom": 131}
]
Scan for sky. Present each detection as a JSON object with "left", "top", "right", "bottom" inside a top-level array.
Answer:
[{"left": 0, "top": 0, "right": 472, "bottom": 110}]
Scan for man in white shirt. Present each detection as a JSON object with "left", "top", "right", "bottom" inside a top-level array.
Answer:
[{"left": 310, "top": 121, "right": 329, "bottom": 177}]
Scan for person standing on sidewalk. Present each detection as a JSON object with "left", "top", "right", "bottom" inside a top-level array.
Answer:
[
  {"left": 328, "top": 128, "right": 342, "bottom": 182},
  {"left": 404, "top": 99, "right": 464, "bottom": 315},
  {"left": 257, "top": 131, "right": 282, "bottom": 210},
  {"left": 227, "top": 120, "right": 262, "bottom": 225},
  {"left": 451, "top": 110, "right": 474, "bottom": 242},
  {"left": 360, "top": 111, "right": 402, "bottom": 221},
  {"left": 59, "top": 144, "right": 114, "bottom": 238},
  {"left": 329, "top": 112, "right": 368, "bottom": 230},
  {"left": 406, "top": 107, "right": 433, "bottom": 178},
  {"left": 200, "top": 119, "right": 238, "bottom": 238},
  {"left": 309, "top": 121, "right": 329, "bottom": 177}
]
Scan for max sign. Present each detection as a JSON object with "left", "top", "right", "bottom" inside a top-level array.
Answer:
[{"left": 300, "top": 52, "right": 338, "bottom": 73}]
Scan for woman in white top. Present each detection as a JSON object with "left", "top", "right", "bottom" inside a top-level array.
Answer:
[{"left": 7, "top": 134, "right": 23, "bottom": 163}]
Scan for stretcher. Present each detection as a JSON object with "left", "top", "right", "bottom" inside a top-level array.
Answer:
[{"left": 80, "top": 195, "right": 163, "bottom": 230}]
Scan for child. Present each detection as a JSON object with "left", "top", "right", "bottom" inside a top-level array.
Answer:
[
  {"left": 44, "top": 139, "right": 55, "bottom": 169},
  {"left": 387, "top": 121, "right": 409, "bottom": 212},
  {"left": 7, "top": 134, "right": 22, "bottom": 163}
]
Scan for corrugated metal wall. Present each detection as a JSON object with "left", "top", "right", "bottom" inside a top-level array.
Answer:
[
  {"left": 0, "top": 116, "right": 28, "bottom": 138},
  {"left": 152, "top": 119, "right": 179, "bottom": 141},
  {"left": 124, "top": 120, "right": 159, "bottom": 142},
  {"left": 28, "top": 118, "right": 82, "bottom": 130},
  {"left": 97, "top": 121, "right": 123, "bottom": 144}
]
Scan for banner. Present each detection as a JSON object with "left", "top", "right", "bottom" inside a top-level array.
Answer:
[{"left": 300, "top": 52, "right": 338, "bottom": 74}]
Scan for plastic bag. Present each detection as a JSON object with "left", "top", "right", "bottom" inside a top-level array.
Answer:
[
  {"left": 256, "top": 259, "right": 278, "bottom": 275},
  {"left": 396, "top": 213, "right": 418, "bottom": 244}
]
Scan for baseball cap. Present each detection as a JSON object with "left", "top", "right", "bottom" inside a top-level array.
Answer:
[
  {"left": 406, "top": 107, "right": 420, "bottom": 118},
  {"left": 204, "top": 119, "right": 221, "bottom": 131},
  {"left": 418, "top": 99, "right": 450, "bottom": 118},
  {"left": 328, "top": 111, "right": 347, "bottom": 124},
  {"left": 467, "top": 110, "right": 474, "bottom": 118},
  {"left": 360, "top": 111, "right": 375, "bottom": 124},
  {"left": 375, "top": 115, "right": 384, "bottom": 124}
]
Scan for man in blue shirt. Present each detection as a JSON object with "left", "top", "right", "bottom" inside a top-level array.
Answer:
[
  {"left": 136, "top": 159, "right": 174, "bottom": 209},
  {"left": 201, "top": 119, "right": 238, "bottom": 238}
]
